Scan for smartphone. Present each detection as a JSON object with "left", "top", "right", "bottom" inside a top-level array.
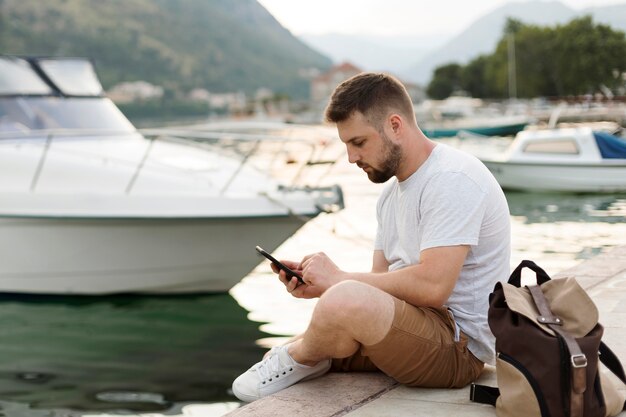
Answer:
[{"left": 255, "top": 246, "right": 304, "bottom": 284}]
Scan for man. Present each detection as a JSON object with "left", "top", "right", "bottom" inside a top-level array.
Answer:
[{"left": 232, "top": 72, "right": 511, "bottom": 402}]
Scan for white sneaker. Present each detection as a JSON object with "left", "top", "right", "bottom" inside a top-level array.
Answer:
[{"left": 232, "top": 344, "right": 332, "bottom": 402}]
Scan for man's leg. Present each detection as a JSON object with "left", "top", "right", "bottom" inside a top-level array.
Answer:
[
  {"left": 293, "top": 281, "right": 483, "bottom": 388},
  {"left": 288, "top": 280, "right": 395, "bottom": 366},
  {"left": 356, "top": 298, "right": 484, "bottom": 388},
  {"left": 232, "top": 280, "right": 395, "bottom": 401}
]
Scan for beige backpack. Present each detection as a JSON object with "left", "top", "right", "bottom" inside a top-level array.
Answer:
[{"left": 470, "top": 260, "right": 626, "bottom": 417}]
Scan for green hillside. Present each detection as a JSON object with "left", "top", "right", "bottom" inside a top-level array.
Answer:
[{"left": 0, "top": 0, "right": 332, "bottom": 99}]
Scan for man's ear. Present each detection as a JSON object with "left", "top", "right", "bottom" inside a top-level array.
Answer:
[{"left": 388, "top": 114, "right": 403, "bottom": 138}]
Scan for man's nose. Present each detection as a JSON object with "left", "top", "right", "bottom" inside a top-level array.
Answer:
[{"left": 347, "top": 148, "right": 360, "bottom": 164}]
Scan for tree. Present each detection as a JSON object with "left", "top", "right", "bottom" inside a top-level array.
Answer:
[
  {"left": 428, "top": 16, "right": 626, "bottom": 99},
  {"left": 553, "top": 16, "right": 626, "bottom": 95},
  {"left": 504, "top": 17, "right": 524, "bottom": 35},
  {"left": 503, "top": 24, "right": 557, "bottom": 97},
  {"left": 462, "top": 55, "right": 499, "bottom": 98},
  {"left": 427, "top": 63, "right": 463, "bottom": 99}
]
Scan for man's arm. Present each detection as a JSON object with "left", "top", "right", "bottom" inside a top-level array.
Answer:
[
  {"left": 372, "top": 250, "right": 389, "bottom": 273},
  {"left": 358, "top": 245, "right": 469, "bottom": 307},
  {"left": 300, "top": 245, "right": 469, "bottom": 308}
]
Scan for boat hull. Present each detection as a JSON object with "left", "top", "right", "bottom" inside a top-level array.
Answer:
[
  {"left": 482, "top": 160, "right": 626, "bottom": 192},
  {"left": 423, "top": 122, "right": 528, "bottom": 138},
  {"left": 0, "top": 215, "right": 306, "bottom": 294}
]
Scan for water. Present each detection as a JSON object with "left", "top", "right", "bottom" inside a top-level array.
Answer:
[
  {"left": 0, "top": 294, "right": 261, "bottom": 416},
  {"left": 1, "top": 137, "right": 625, "bottom": 416}
]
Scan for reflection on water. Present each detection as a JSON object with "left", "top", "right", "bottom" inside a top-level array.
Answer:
[
  {"left": 506, "top": 192, "right": 626, "bottom": 224},
  {"left": 505, "top": 192, "right": 626, "bottom": 271},
  {"left": 0, "top": 294, "right": 266, "bottom": 415}
]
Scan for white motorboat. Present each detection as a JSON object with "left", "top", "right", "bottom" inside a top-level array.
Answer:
[
  {"left": 480, "top": 127, "right": 626, "bottom": 192},
  {"left": 0, "top": 56, "right": 344, "bottom": 294}
]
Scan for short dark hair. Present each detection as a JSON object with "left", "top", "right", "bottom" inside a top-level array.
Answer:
[{"left": 324, "top": 72, "right": 415, "bottom": 129}]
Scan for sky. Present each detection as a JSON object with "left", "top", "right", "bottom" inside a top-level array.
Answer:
[{"left": 258, "top": 0, "right": 626, "bottom": 37}]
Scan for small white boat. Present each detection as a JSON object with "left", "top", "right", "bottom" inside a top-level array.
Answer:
[
  {"left": 480, "top": 127, "right": 626, "bottom": 192},
  {"left": 0, "top": 56, "right": 344, "bottom": 294}
]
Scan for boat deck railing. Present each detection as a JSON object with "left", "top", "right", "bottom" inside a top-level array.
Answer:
[
  {"left": 0, "top": 129, "right": 143, "bottom": 193},
  {"left": 140, "top": 125, "right": 346, "bottom": 193},
  {"left": 0, "top": 125, "right": 346, "bottom": 196}
]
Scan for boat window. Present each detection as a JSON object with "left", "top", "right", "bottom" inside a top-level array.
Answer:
[
  {"left": 39, "top": 59, "right": 103, "bottom": 96},
  {"left": 0, "top": 57, "right": 53, "bottom": 95},
  {"left": 0, "top": 97, "right": 135, "bottom": 133},
  {"left": 522, "top": 139, "right": 579, "bottom": 154}
]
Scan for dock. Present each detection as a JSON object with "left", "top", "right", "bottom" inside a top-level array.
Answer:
[{"left": 225, "top": 246, "right": 626, "bottom": 416}]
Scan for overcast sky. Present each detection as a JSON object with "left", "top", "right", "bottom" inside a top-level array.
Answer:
[{"left": 258, "top": 0, "right": 626, "bottom": 37}]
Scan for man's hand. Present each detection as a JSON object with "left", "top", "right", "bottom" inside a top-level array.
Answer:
[
  {"left": 272, "top": 260, "right": 318, "bottom": 299},
  {"left": 300, "top": 252, "right": 345, "bottom": 294},
  {"left": 273, "top": 253, "right": 346, "bottom": 298}
]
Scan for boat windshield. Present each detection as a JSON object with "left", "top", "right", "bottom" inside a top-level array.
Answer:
[
  {"left": 0, "top": 97, "right": 135, "bottom": 133},
  {"left": 0, "top": 56, "right": 104, "bottom": 97},
  {"left": 0, "top": 57, "right": 53, "bottom": 95},
  {"left": 0, "top": 57, "right": 135, "bottom": 133},
  {"left": 38, "top": 58, "right": 103, "bottom": 96}
]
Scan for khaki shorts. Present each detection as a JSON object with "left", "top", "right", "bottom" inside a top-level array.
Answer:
[{"left": 331, "top": 297, "right": 484, "bottom": 388}]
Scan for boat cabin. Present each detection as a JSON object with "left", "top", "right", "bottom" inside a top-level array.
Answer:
[
  {"left": 505, "top": 127, "right": 626, "bottom": 164},
  {"left": 0, "top": 56, "right": 134, "bottom": 133}
]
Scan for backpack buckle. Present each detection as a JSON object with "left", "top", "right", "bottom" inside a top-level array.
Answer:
[
  {"left": 571, "top": 354, "right": 588, "bottom": 368},
  {"left": 537, "top": 315, "right": 562, "bottom": 325}
]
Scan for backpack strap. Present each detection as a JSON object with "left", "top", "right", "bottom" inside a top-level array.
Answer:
[
  {"left": 599, "top": 342, "right": 626, "bottom": 385},
  {"left": 508, "top": 260, "right": 552, "bottom": 287},
  {"left": 528, "top": 284, "right": 587, "bottom": 417},
  {"left": 469, "top": 383, "right": 499, "bottom": 406},
  {"left": 599, "top": 342, "right": 626, "bottom": 411}
]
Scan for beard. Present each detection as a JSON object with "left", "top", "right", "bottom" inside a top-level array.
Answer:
[{"left": 359, "top": 133, "right": 402, "bottom": 183}]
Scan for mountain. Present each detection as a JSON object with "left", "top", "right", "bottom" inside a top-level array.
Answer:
[
  {"left": 0, "top": 0, "right": 332, "bottom": 99},
  {"left": 299, "top": 33, "right": 449, "bottom": 75},
  {"left": 583, "top": 3, "right": 626, "bottom": 33},
  {"left": 402, "top": 1, "right": 576, "bottom": 83},
  {"left": 402, "top": 1, "right": 626, "bottom": 84}
]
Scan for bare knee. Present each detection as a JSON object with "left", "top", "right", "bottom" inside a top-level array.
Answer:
[
  {"left": 315, "top": 280, "right": 369, "bottom": 321},
  {"left": 311, "top": 280, "right": 395, "bottom": 344}
]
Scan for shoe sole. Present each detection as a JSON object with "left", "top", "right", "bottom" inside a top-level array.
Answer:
[{"left": 233, "top": 389, "right": 261, "bottom": 403}]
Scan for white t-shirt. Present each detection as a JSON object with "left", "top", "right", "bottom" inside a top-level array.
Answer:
[{"left": 374, "top": 143, "right": 511, "bottom": 364}]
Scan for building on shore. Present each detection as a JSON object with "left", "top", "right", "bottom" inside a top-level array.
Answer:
[{"left": 107, "top": 81, "right": 164, "bottom": 103}]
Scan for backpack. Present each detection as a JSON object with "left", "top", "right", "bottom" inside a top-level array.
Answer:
[{"left": 470, "top": 260, "right": 626, "bottom": 417}]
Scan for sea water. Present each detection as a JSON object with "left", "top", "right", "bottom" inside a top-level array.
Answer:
[{"left": 0, "top": 137, "right": 625, "bottom": 417}]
